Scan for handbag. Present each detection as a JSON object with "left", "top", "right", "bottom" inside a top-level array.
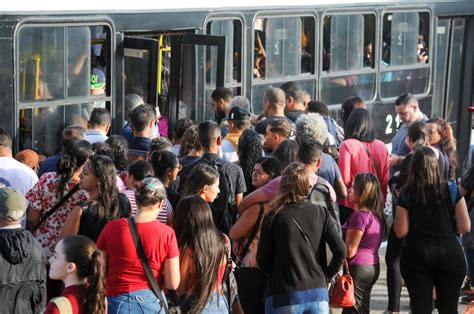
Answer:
[
  {"left": 328, "top": 260, "right": 356, "bottom": 308},
  {"left": 128, "top": 217, "right": 181, "bottom": 313}
]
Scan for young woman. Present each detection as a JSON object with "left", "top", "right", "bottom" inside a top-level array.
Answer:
[
  {"left": 229, "top": 156, "right": 281, "bottom": 314},
  {"left": 123, "top": 159, "right": 155, "bottom": 215},
  {"left": 97, "top": 177, "right": 180, "bottom": 313},
  {"left": 338, "top": 108, "right": 389, "bottom": 225},
  {"left": 172, "top": 195, "right": 230, "bottom": 313},
  {"left": 394, "top": 147, "right": 470, "bottom": 313},
  {"left": 236, "top": 129, "right": 264, "bottom": 194},
  {"left": 182, "top": 164, "right": 220, "bottom": 203},
  {"left": 426, "top": 117, "right": 457, "bottom": 179},
  {"left": 178, "top": 125, "right": 202, "bottom": 164},
  {"left": 150, "top": 150, "right": 181, "bottom": 210},
  {"left": 257, "top": 162, "right": 346, "bottom": 313},
  {"left": 342, "top": 173, "right": 385, "bottom": 314},
  {"left": 45, "top": 235, "right": 106, "bottom": 314},
  {"left": 272, "top": 139, "right": 298, "bottom": 170},
  {"left": 61, "top": 154, "right": 131, "bottom": 242}
]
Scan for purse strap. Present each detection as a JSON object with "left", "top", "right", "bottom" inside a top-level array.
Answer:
[
  {"left": 285, "top": 210, "right": 314, "bottom": 248},
  {"left": 236, "top": 203, "right": 265, "bottom": 267},
  {"left": 128, "top": 217, "right": 168, "bottom": 312},
  {"left": 32, "top": 184, "right": 79, "bottom": 232},
  {"left": 360, "top": 142, "right": 380, "bottom": 179}
]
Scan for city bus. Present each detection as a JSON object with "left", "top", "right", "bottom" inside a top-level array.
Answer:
[{"left": 0, "top": 0, "right": 472, "bottom": 165}]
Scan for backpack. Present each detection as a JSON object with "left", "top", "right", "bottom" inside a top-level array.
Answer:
[
  {"left": 308, "top": 176, "right": 341, "bottom": 233},
  {"left": 201, "top": 157, "right": 236, "bottom": 235}
]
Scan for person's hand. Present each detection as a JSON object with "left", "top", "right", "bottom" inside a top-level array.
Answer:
[{"left": 389, "top": 154, "right": 404, "bottom": 167}]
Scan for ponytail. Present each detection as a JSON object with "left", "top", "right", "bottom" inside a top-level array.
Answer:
[{"left": 85, "top": 250, "right": 106, "bottom": 314}]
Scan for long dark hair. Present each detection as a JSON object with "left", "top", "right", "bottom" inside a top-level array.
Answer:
[
  {"left": 172, "top": 196, "right": 226, "bottom": 312},
  {"left": 269, "top": 162, "right": 309, "bottom": 221},
  {"left": 426, "top": 117, "right": 458, "bottom": 179},
  {"left": 105, "top": 135, "right": 129, "bottom": 171},
  {"left": 237, "top": 129, "right": 263, "bottom": 189},
  {"left": 273, "top": 139, "right": 298, "bottom": 170},
  {"left": 88, "top": 154, "right": 121, "bottom": 221},
  {"left": 258, "top": 156, "right": 282, "bottom": 180},
  {"left": 62, "top": 235, "right": 106, "bottom": 314},
  {"left": 405, "top": 146, "right": 447, "bottom": 210},
  {"left": 57, "top": 140, "right": 93, "bottom": 197},
  {"left": 406, "top": 121, "right": 430, "bottom": 149},
  {"left": 353, "top": 173, "right": 386, "bottom": 233},
  {"left": 344, "top": 108, "right": 375, "bottom": 142},
  {"left": 182, "top": 164, "right": 219, "bottom": 197}
]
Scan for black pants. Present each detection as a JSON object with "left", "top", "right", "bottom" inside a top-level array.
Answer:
[
  {"left": 401, "top": 236, "right": 466, "bottom": 314},
  {"left": 342, "top": 263, "right": 380, "bottom": 314},
  {"left": 385, "top": 228, "right": 404, "bottom": 312},
  {"left": 236, "top": 267, "right": 265, "bottom": 314}
]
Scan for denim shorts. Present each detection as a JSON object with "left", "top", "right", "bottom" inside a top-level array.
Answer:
[{"left": 107, "top": 289, "right": 166, "bottom": 314}]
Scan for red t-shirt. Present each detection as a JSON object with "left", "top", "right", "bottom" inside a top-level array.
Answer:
[
  {"left": 97, "top": 218, "right": 179, "bottom": 296},
  {"left": 44, "top": 284, "right": 86, "bottom": 314}
]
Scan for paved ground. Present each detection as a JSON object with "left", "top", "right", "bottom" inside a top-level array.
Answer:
[{"left": 331, "top": 243, "right": 469, "bottom": 313}]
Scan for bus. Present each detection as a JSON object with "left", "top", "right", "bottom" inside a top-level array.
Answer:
[{"left": 0, "top": 0, "right": 472, "bottom": 166}]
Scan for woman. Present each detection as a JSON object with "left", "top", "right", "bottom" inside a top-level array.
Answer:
[
  {"left": 340, "top": 96, "right": 366, "bottom": 127},
  {"left": 61, "top": 154, "right": 130, "bottom": 242},
  {"left": 257, "top": 162, "right": 346, "bottom": 313},
  {"left": 338, "top": 108, "right": 389, "bottom": 225},
  {"left": 230, "top": 156, "right": 281, "bottom": 314},
  {"left": 394, "top": 147, "right": 470, "bottom": 313},
  {"left": 150, "top": 150, "right": 181, "bottom": 210},
  {"left": 97, "top": 177, "right": 180, "bottom": 313},
  {"left": 178, "top": 125, "right": 202, "bottom": 163},
  {"left": 172, "top": 195, "right": 230, "bottom": 313},
  {"left": 342, "top": 173, "right": 385, "bottom": 314},
  {"left": 182, "top": 164, "right": 220, "bottom": 202},
  {"left": 272, "top": 139, "right": 298, "bottom": 170},
  {"left": 45, "top": 235, "right": 106, "bottom": 314},
  {"left": 426, "top": 117, "right": 457, "bottom": 179},
  {"left": 236, "top": 129, "right": 264, "bottom": 194}
]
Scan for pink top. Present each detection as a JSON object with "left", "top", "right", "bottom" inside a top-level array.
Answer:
[{"left": 338, "top": 139, "right": 389, "bottom": 209}]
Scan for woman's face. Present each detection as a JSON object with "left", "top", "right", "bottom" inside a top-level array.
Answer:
[
  {"left": 79, "top": 160, "right": 99, "bottom": 192},
  {"left": 202, "top": 180, "right": 220, "bottom": 203},
  {"left": 348, "top": 186, "right": 358, "bottom": 205},
  {"left": 252, "top": 163, "right": 271, "bottom": 188},
  {"left": 168, "top": 163, "right": 181, "bottom": 182},
  {"left": 426, "top": 123, "right": 442, "bottom": 146},
  {"left": 405, "top": 135, "right": 414, "bottom": 150},
  {"left": 48, "top": 240, "right": 69, "bottom": 281}
]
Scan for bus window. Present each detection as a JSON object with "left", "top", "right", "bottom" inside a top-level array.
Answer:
[
  {"left": 321, "top": 13, "right": 376, "bottom": 105},
  {"left": 17, "top": 24, "right": 111, "bottom": 155},
  {"left": 380, "top": 11, "right": 431, "bottom": 99},
  {"left": 205, "top": 18, "right": 243, "bottom": 120}
]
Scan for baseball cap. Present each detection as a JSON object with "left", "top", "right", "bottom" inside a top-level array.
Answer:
[
  {"left": 228, "top": 106, "right": 251, "bottom": 121},
  {"left": 91, "top": 68, "right": 106, "bottom": 90},
  {"left": 15, "top": 149, "right": 39, "bottom": 169},
  {"left": 0, "top": 187, "right": 27, "bottom": 221}
]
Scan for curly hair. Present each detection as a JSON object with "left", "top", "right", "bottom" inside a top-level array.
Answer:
[
  {"left": 237, "top": 129, "right": 263, "bottom": 189},
  {"left": 179, "top": 125, "right": 199, "bottom": 158},
  {"left": 295, "top": 113, "right": 328, "bottom": 145},
  {"left": 105, "top": 135, "right": 129, "bottom": 171}
]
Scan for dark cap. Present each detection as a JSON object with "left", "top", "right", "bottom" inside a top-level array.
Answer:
[{"left": 228, "top": 106, "right": 251, "bottom": 121}]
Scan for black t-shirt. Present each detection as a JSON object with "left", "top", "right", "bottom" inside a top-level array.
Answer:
[
  {"left": 255, "top": 116, "right": 296, "bottom": 136},
  {"left": 461, "top": 165, "right": 474, "bottom": 211},
  {"left": 285, "top": 110, "right": 305, "bottom": 123},
  {"left": 397, "top": 184, "right": 462, "bottom": 237},
  {"left": 166, "top": 187, "right": 180, "bottom": 210}
]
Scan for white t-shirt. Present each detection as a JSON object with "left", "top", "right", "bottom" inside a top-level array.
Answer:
[
  {"left": 221, "top": 139, "right": 239, "bottom": 163},
  {"left": 0, "top": 157, "right": 38, "bottom": 195}
]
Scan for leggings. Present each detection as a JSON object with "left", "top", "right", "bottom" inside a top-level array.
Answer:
[
  {"left": 342, "top": 264, "right": 380, "bottom": 314},
  {"left": 401, "top": 236, "right": 466, "bottom": 314},
  {"left": 385, "top": 228, "right": 404, "bottom": 312}
]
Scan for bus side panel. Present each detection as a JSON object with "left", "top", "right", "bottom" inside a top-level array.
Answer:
[{"left": 0, "top": 21, "right": 16, "bottom": 141}]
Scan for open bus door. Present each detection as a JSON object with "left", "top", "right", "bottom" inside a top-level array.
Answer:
[{"left": 168, "top": 34, "right": 226, "bottom": 126}]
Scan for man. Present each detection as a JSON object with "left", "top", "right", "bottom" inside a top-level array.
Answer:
[
  {"left": 122, "top": 93, "right": 145, "bottom": 143},
  {"left": 0, "top": 187, "right": 46, "bottom": 312},
  {"left": 128, "top": 104, "right": 157, "bottom": 152},
  {"left": 264, "top": 119, "right": 292, "bottom": 154},
  {"left": 221, "top": 106, "right": 251, "bottom": 162},
  {"left": 280, "top": 81, "right": 306, "bottom": 122},
  {"left": 255, "top": 87, "right": 295, "bottom": 136},
  {"left": 211, "top": 87, "right": 233, "bottom": 137},
  {"left": 38, "top": 126, "right": 85, "bottom": 177},
  {"left": 0, "top": 129, "right": 38, "bottom": 195},
  {"left": 90, "top": 67, "right": 106, "bottom": 96},
  {"left": 85, "top": 107, "right": 111, "bottom": 144},
  {"left": 390, "top": 93, "right": 428, "bottom": 173},
  {"left": 179, "top": 121, "right": 247, "bottom": 234}
]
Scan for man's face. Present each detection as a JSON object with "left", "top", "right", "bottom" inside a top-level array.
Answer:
[
  {"left": 395, "top": 103, "right": 416, "bottom": 124},
  {"left": 264, "top": 127, "right": 278, "bottom": 151},
  {"left": 212, "top": 98, "right": 226, "bottom": 122}
]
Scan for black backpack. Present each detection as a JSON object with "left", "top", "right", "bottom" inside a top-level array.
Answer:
[{"left": 201, "top": 157, "right": 236, "bottom": 235}]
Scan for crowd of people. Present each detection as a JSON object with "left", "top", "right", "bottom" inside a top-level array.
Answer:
[{"left": 0, "top": 81, "right": 472, "bottom": 314}]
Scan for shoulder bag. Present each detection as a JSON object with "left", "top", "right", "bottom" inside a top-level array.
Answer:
[{"left": 328, "top": 260, "right": 356, "bottom": 308}]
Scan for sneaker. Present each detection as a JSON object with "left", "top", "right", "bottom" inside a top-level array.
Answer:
[{"left": 461, "top": 295, "right": 474, "bottom": 305}]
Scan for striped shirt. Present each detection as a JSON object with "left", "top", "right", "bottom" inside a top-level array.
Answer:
[{"left": 123, "top": 189, "right": 173, "bottom": 224}]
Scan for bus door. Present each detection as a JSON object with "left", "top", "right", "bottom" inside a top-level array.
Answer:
[{"left": 168, "top": 33, "right": 226, "bottom": 124}]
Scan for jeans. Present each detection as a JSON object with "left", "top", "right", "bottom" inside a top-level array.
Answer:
[
  {"left": 265, "top": 298, "right": 329, "bottom": 314},
  {"left": 108, "top": 289, "right": 165, "bottom": 314},
  {"left": 202, "top": 291, "right": 229, "bottom": 313}
]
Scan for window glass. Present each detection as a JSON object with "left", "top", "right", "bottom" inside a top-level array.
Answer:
[
  {"left": 68, "top": 27, "right": 92, "bottom": 97},
  {"left": 321, "top": 73, "right": 375, "bottom": 105}
]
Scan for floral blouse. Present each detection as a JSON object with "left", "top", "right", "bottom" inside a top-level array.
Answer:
[{"left": 26, "top": 172, "right": 88, "bottom": 259}]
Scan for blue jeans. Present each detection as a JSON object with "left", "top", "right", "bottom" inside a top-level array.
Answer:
[
  {"left": 265, "top": 298, "right": 329, "bottom": 314},
  {"left": 108, "top": 289, "right": 165, "bottom": 314},
  {"left": 202, "top": 291, "right": 229, "bottom": 313}
]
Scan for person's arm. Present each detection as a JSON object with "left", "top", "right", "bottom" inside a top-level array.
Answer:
[
  {"left": 380, "top": 148, "right": 390, "bottom": 201},
  {"left": 229, "top": 204, "right": 260, "bottom": 240},
  {"left": 324, "top": 214, "right": 346, "bottom": 280},
  {"left": 334, "top": 177, "right": 348, "bottom": 200},
  {"left": 163, "top": 256, "right": 180, "bottom": 290},
  {"left": 235, "top": 192, "right": 243, "bottom": 208},
  {"left": 238, "top": 189, "right": 269, "bottom": 214},
  {"left": 345, "top": 229, "right": 364, "bottom": 259},
  {"left": 59, "top": 206, "right": 83, "bottom": 240},
  {"left": 26, "top": 205, "right": 41, "bottom": 231},
  {"left": 337, "top": 142, "right": 352, "bottom": 191},
  {"left": 393, "top": 205, "right": 409, "bottom": 238},
  {"left": 256, "top": 215, "right": 274, "bottom": 274},
  {"left": 454, "top": 197, "right": 470, "bottom": 234}
]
